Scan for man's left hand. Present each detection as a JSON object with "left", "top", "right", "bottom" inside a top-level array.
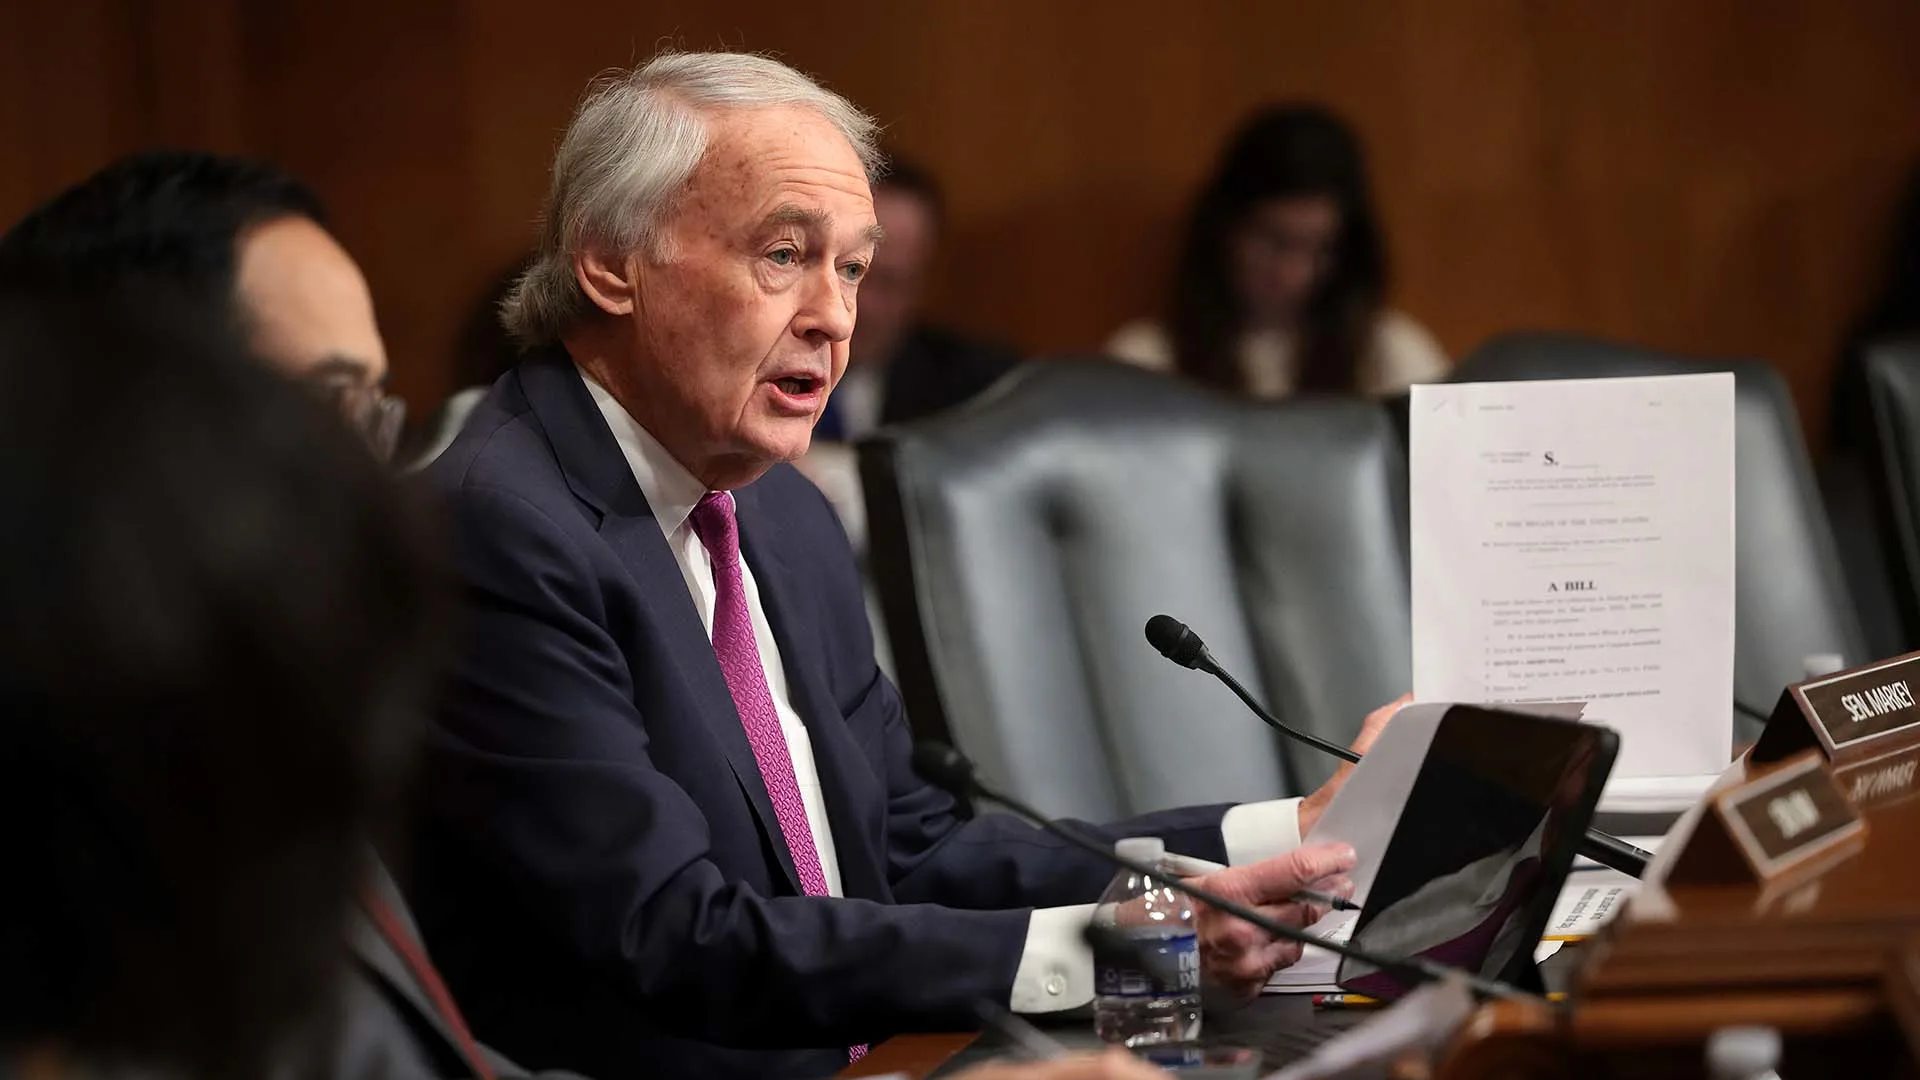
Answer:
[{"left": 1297, "top": 693, "right": 1411, "bottom": 837}]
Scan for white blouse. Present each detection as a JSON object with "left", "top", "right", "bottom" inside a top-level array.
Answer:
[{"left": 1105, "top": 309, "right": 1450, "bottom": 399}]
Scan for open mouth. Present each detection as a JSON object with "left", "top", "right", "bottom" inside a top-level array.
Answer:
[{"left": 774, "top": 374, "right": 822, "bottom": 395}]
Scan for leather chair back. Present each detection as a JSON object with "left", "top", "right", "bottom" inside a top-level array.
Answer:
[
  {"left": 860, "top": 360, "right": 1409, "bottom": 819},
  {"left": 1453, "top": 333, "right": 1865, "bottom": 733}
]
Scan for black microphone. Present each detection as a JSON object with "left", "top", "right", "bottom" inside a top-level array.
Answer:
[
  {"left": 1144, "top": 614, "right": 1652, "bottom": 880},
  {"left": 910, "top": 741, "right": 1536, "bottom": 1003}
]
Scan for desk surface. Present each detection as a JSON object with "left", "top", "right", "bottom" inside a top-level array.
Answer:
[
  {"left": 845, "top": 942, "right": 1590, "bottom": 1078},
  {"left": 846, "top": 996, "right": 1370, "bottom": 1079}
]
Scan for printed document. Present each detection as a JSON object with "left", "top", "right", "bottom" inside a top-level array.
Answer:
[{"left": 1410, "top": 374, "right": 1736, "bottom": 778}]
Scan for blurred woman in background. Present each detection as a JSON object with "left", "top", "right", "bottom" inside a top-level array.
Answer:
[{"left": 1108, "top": 104, "right": 1447, "bottom": 398}]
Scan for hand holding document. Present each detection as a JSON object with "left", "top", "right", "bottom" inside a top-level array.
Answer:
[{"left": 1410, "top": 374, "right": 1736, "bottom": 783}]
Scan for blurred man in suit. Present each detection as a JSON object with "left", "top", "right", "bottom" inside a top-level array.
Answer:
[
  {"left": 0, "top": 287, "right": 442, "bottom": 1080},
  {"left": 797, "top": 157, "right": 1021, "bottom": 547},
  {"left": 0, "top": 151, "right": 573, "bottom": 1080},
  {"left": 818, "top": 156, "right": 1019, "bottom": 440},
  {"left": 419, "top": 51, "right": 1390, "bottom": 1080}
]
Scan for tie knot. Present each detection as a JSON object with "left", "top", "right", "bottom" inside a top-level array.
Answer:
[{"left": 689, "top": 490, "right": 738, "bottom": 559}]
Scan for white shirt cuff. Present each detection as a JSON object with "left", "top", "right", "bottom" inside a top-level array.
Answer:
[
  {"left": 1221, "top": 797, "right": 1305, "bottom": 867},
  {"left": 1009, "top": 904, "right": 1098, "bottom": 1013}
]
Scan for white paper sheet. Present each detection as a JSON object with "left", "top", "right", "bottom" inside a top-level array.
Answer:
[
  {"left": 1301, "top": 703, "right": 1450, "bottom": 900},
  {"left": 1409, "top": 374, "right": 1736, "bottom": 779}
]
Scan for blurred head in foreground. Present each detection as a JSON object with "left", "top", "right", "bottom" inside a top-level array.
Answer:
[
  {"left": 0, "top": 150, "right": 402, "bottom": 459},
  {"left": 0, "top": 288, "right": 441, "bottom": 1079}
]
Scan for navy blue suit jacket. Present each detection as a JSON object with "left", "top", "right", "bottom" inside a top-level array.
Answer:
[{"left": 414, "top": 352, "right": 1234, "bottom": 1079}]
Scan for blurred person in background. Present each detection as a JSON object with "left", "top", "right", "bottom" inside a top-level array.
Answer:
[
  {"left": 817, "top": 155, "right": 1021, "bottom": 441},
  {"left": 0, "top": 151, "right": 589, "bottom": 1080},
  {"left": 0, "top": 150, "right": 404, "bottom": 461},
  {"left": 1107, "top": 104, "right": 1447, "bottom": 399},
  {"left": 1829, "top": 162, "right": 1920, "bottom": 458},
  {"left": 405, "top": 256, "right": 534, "bottom": 471},
  {"left": 799, "top": 156, "right": 1020, "bottom": 551},
  {"left": 1821, "top": 162, "right": 1920, "bottom": 656},
  {"left": 0, "top": 287, "right": 440, "bottom": 1080}
]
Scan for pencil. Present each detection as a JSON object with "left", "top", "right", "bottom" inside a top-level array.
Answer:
[{"left": 1312, "top": 991, "right": 1566, "bottom": 1008}]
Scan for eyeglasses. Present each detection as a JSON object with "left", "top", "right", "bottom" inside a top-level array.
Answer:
[{"left": 310, "top": 374, "right": 407, "bottom": 464}]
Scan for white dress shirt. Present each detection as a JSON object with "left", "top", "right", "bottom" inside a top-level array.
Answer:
[{"left": 580, "top": 367, "right": 1307, "bottom": 1012}]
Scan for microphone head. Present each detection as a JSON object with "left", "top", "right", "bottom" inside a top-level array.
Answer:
[
  {"left": 910, "top": 741, "right": 979, "bottom": 796},
  {"left": 1145, "top": 614, "right": 1209, "bottom": 670}
]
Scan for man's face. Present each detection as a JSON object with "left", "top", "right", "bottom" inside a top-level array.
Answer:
[
  {"left": 235, "top": 217, "right": 398, "bottom": 455},
  {"left": 599, "top": 105, "right": 878, "bottom": 488},
  {"left": 848, "top": 186, "right": 936, "bottom": 369}
]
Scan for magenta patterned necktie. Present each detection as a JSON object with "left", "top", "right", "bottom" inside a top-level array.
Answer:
[{"left": 688, "top": 492, "right": 866, "bottom": 1062}]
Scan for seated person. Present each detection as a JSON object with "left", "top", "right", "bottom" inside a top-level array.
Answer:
[
  {"left": 0, "top": 150, "right": 567, "bottom": 1080},
  {"left": 819, "top": 154, "right": 1021, "bottom": 441},
  {"left": 799, "top": 155, "right": 1020, "bottom": 549},
  {"left": 1106, "top": 104, "right": 1447, "bottom": 399},
  {"left": 406, "top": 256, "right": 535, "bottom": 471},
  {"left": 419, "top": 50, "right": 1391, "bottom": 1080},
  {"left": 0, "top": 287, "right": 441, "bottom": 1080}
]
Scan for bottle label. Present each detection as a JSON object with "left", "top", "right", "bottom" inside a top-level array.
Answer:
[{"left": 1095, "top": 931, "right": 1200, "bottom": 998}]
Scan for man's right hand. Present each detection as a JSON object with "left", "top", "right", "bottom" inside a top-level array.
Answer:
[{"left": 950, "top": 1049, "right": 1168, "bottom": 1079}]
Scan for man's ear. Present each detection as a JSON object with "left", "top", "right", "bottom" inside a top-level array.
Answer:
[{"left": 574, "top": 247, "right": 638, "bottom": 317}]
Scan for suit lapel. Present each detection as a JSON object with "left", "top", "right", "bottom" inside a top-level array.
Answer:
[
  {"left": 734, "top": 481, "right": 890, "bottom": 902},
  {"left": 517, "top": 353, "right": 804, "bottom": 895}
]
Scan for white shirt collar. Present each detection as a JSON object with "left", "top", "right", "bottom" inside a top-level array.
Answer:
[{"left": 578, "top": 365, "right": 710, "bottom": 540}]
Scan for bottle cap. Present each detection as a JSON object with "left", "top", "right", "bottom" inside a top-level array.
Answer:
[
  {"left": 1115, "top": 837, "right": 1166, "bottom": 864},
  {"left": 1803, "top": 653, "right": 1845, "bottom": 679}
]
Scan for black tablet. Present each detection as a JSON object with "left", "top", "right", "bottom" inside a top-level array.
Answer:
[{"left": 1335, "top": 705, "right": 1619, "bottom": 999}]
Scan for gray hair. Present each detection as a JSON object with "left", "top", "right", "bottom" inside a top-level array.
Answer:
[{"left": 501, "top": 52, "right": 883, "bottom": 347}]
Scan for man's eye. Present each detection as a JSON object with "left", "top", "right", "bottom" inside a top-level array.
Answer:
[
  {"left": 768, "top": 248, "right": 798, "bottom": 267},
  {"left": 840, "top": 262, "right": 866, "bottom": 283}
]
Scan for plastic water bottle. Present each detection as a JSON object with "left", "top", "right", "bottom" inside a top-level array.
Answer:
[{"left": 1092, "top": 837, "right": 1202, "bottom": 1046}]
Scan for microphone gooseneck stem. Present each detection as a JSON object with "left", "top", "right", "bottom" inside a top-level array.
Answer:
[
  {"left": 1204, "top": 658, "right": 1361, "bottom": 764},
  {"left": 1576, "top": 831, "right": 1652, "bottom": 876},
  {"left": 968, "top": 773, "right": 1532, "bottom": 1003}
]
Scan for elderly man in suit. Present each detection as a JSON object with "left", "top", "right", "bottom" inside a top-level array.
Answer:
[{"left": 417, "top": 51, "right": 1394, "bottom": 1080}]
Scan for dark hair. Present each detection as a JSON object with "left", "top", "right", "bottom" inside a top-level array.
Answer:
[
  {"left": 0, "top": 286, "right": 440, "bottom": 1079},
  {"left": 1167, "top": 104, "right": 1387, "bottom": 395},
  {"left": 0, "top": 149, "right": 328, "bottom": 317},
  {"left": 876, "top": 153, "right": 945, "bottom": 228}
]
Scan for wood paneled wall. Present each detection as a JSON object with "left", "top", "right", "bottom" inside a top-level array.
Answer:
[{"left": 6, "top": 0, "right": 1920, "bottom": 446}]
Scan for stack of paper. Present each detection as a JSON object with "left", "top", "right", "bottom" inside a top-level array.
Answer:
[
  {"left": 1598, "top": 773, "right": 1721, "bottom": 814},
  {"left": 1263, "top": 913, "right": 1358, "bottom": 993}
]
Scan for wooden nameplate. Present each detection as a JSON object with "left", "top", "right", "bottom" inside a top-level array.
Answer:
[
  {"left": 1664, "top": 751, "right": 1866, "bottom": 889},
  {"left": 1753, "top": 650, "right": 1920, "bottom": 809}
]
